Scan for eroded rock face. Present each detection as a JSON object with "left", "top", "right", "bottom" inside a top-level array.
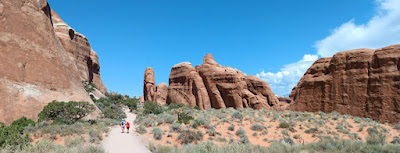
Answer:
[
  {"left": 0, "top": 0, "right": 103, "bottom": 124},
  {"left": 155, "top": 83, "right": 168, "bottom": 105},
  {"left": 289, "top": 45, "right": 400, "bottom": 123},
  {"left": 196, "top": 54, "right": 278, "bottom": 109},
  {"left": 52, "top": 10, "right": 107, "bottom": 93},
  {"left": 167, "top": 62, "right": 211, "bottom": 109},
  {"left": 143, "top": 67, "right": 156, "bottom": 101},
  {"left": 151, "top": 54, "right": 277, "bottom": 109}
]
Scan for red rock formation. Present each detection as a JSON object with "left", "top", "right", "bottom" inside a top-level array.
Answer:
[
  {"left": 0, "top": 0, "right": 104, "bottom": 124},
  {"left": 159, "top": 54, "right": 278, "bottom": 109},
  {"left": 196, "top": 54, "right": 278, "bottom": 109},
  {"left": 289, "top": 45, "right": 400, "bottom": 123},
  {"left": 52, "top": 10, "right": 107, "bottom": 93},
  {"left": 155, "top": 83, "right": 168, "bottom": 105},
  {"left": 167, "top": 62, "right": 211, "bottom": 109},
  {"left": 143, "top": 67, "right": 156, "bottom": 102}
]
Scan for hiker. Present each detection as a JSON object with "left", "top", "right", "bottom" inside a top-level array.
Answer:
[
  {"left": 126, "top": 121, "right": 130, "bottom": 133},
  {"left": 121, "top": 120, "right": 126, "bottom": 133}
]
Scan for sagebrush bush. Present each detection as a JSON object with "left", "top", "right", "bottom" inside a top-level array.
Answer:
[
  {"left": 156, "top": 113, "right": 177, "bottom": 124},
  {"left": 152, "top": 128, "right": 163, "bottom": 140},
  {"left": 136, "top": 125, "right": 147, "bottom": 134},
  {"left": 228, "top": 124, "right": 235, "bottom": 131},
  {"left": 235, "top": 128, "right": 246, "bottom": 137},
  {"left": 178, "top": 130, "right": 203, "bottom": 144},
  {"left": 304, "top": 127, "right": 318, "bottom": 134},
  {"left": 232, "top": 111, "right": 243, "bottom": 120},
  {"left": 168, "top": 103, "right": 188, "bottom": 110},
  {"left": 89, "top": 129, "right": 102, "bottom": 143},
  {"left": 169, "top": 122, "right": 181, "bottom": 132},
  {"left": 250, "top": 123, "right": 264, "bottom": 131},
  {"left": 278, "top": 121, "right": 290, "bottom": 129}
]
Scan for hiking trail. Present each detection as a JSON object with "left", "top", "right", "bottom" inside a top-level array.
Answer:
[{"left": 101, "top": 109, "right": 151, "bottom": 153}]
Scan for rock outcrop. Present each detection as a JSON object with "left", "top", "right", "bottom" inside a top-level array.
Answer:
[
  {"left": 147, "top": 54, "right": 278, "bottom": 109},
  {"left": 289, "top": 45, "right": 400, "bottom": 123},
  {"left": 52, "top": 10, "right": 107, "bottom": 93},
  {"left": 0, "top": 0, "right": 105, "bottom": 124},
  {"left": 167, "top": 62, "right": 211, "bottom": 109},
  {"left": 143, "top": 67, "right": 168, "bottom": 104},
  {"left": 195, "top": 54, "right": 279, "bottom": 109}
]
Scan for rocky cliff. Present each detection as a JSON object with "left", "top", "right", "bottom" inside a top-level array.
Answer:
[
  {"left": 289, "top": 44, "right": 400, "bottom": 123},
  {"left": 144, "top": 54, "right": 279, "bottom": 110},
  {"left": 0, "top": 0, "right": 106, "bottom": 124}
]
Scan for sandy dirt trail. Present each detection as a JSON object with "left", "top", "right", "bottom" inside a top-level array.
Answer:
[{"left": 101, "top": 109, "right": 151, "bottom": 153}]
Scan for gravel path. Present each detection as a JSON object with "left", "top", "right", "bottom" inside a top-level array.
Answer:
[{"left": 101, "top": 109, "right": 151, "bottom": 153}]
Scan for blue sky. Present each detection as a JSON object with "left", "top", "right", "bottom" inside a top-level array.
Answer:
[{"left": 48, "top": 0, "right": 400, "bottom": 97}]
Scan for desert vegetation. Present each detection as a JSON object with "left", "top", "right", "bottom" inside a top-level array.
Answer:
[
  {"left": 0, "top": 93, "right": 138, "bottom": 153},
  {"left": 135, "top": 102, "right": 400, "bottom": 153}
]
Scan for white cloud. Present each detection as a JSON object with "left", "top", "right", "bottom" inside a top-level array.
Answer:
[
  {"left": 258, "top": 0, "right": 400, "bottom": 96},
  {"left": 256, "top": 54, "right": 318, "bottom": 96},
  {"left": 316, "top": 0, "right": 400, "bottom": 57}
]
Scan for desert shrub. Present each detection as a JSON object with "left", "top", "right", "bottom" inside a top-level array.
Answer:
[
  {"left": 228, "top": 124, "right": 235, "bottom": 131},
  {"left": 7, "top": 139, "right": 105, "bottom": 153},
  {"left": 349, "top": 133, "right": 361, "bottom": 140},
  {"left": 305, "top": 127, "right": 318, "bottom": 134},
  {"left": 207, "top": 129, "right": 217, "bottom": 137},
  {"left": 82, "top": 81, "right": 95, "bottom": 93},
  {"left": 394, "top": 124, "right": 400, "bottom": 131},
  {"left": 170, "top": 122, "right": 181, "bottom": 132},
  {"left": 281, "top": 129, "right": 289, "bottom": 136},
  {"left": 177, "top": 130, "right": 203, "bottom": 144},
  {"left": 367, "top": 127, "right": 379, "bottom": 135},
  {"left": 235, "top": 128, "right": 246, "bottom": 137},
  {"left": 366, "top": 132, "right": 386, "bottom": 145},
  {"left": 281, "top": 137, "right": 295, "bottom": 146},
  {"left": 217, "top": 137, "right": 227, "bottom": 142},
  {"left": 168, "top": 103, "right": 188, "bottom": 110},
  {"left": 144, "top": 101, "right": 164, "bottom": 115},
  {"left": 178, "top": 112, "right": 194, "bottom": 124},
  {"left": 250, "top": 123, "right": 264, "bottom": 131},
  {"left": 191, "top": 117, "right": 209, "bottom": 128},
  {"left": 391, "top": 136, "right": 400, "bottom": 144},
  {"left": 194, "top": 106, "right": 201, "bottom": 110},
  {"left": 156, "top": 114, "right": 177, "bottom": 124},
  {"left": 278, "top": 121, "right": 290, "bottom": 129},
  {"left": 65, "top": 136, "right": 86, "bottom": 148},
  {"left": 124, "top": 98, "right": 138, "bottom": 112},
  {"left": 232, "top": 111, "right": 243, "bottom": 120},
  {"left": 89, "top": 129, "right": 102, "bottom": 143},
  {"left": 141, "top": 118, "right": 156, "bottom": 127},
  {"left": 136, "top": 125, "right": 147, "bottom": 134},
  {"left": 38, "top": 101, "right": 95, "bottom": 124},
  {"left": 152, "top": 128, "right": 164, "bottom": 140},
  {"left": 293, "top": 134, "right": 300, "bottom": 139},
  {"left": 0, "top": 118, "right": 32, "bottom": 149},
  {"left": 239, "top": 135, "right": 250, "bottom": 144}
]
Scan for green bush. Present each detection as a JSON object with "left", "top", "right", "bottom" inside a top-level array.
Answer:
[
  {"left": 168, "top": 103, "right": 187, "bottom": 110},
  {"left": 136, "top": 125, "right": 147, "bottom": 134},
  {"left": 228, "top": 124, "right": 235, "bottom": 131},
  {"left": 144, "top": 101, "right": 164, "bottom": 115},
  {"left": 194, "top": 106, "right": 201, "bottom": 110},
  {"left": 0, "top": 117, "right": 33, "bottom": 149},
  {"left": 170, "top": 122, "right": 181, "bottom": 132},
  {"left": 235, "top": 128, "right": 246, "bottom": 137},
  {"left": 304, "top": 127, "right": 318, "bottom": 134},
  {"left": 178, "top": 112, "right": 194, "bottom": 124},
  {"left": 250, "top": 123, "right": 264, "bottom": 131},
  {"left": 152, "top": 128, "right": 163, "bottom": 140},
  {"left": 177, "top": 130, "right": 203, "bottom": 144},
  {"left": 124, "top": 98, "right": 138, "bottom": 112},
  {"left": 232, "top": 111, "right": 243, "bottom": 120},
  {"left": 278, "top": 121, "right": 290, "bottom": 129},
  {"left": 38, "top": 101, "right": 95, "bottom": 124}
]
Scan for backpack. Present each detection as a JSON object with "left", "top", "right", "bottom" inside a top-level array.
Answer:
[{"left": 121, "top": 121, "right": 125, "bottom": 126}]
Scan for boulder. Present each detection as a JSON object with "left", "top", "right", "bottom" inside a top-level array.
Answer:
[
  {"left": 0, "top": 0, "right": 103, "bottom": 124},
  {"left": 289, "top": 45, "right": 400, "bottom": 123}
]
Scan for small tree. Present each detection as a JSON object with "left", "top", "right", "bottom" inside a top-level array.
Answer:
[{"left": 38, "top": 101, "right": 95, "bottom": 124}]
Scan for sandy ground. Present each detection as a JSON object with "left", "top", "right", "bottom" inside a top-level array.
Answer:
[{"left": 101, "top": 109, "right": 151, "bottom": 153}]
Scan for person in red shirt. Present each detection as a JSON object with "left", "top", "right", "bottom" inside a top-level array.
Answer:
[{"left": 126, "top": 122, "right": 130, "bottom": 133}]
